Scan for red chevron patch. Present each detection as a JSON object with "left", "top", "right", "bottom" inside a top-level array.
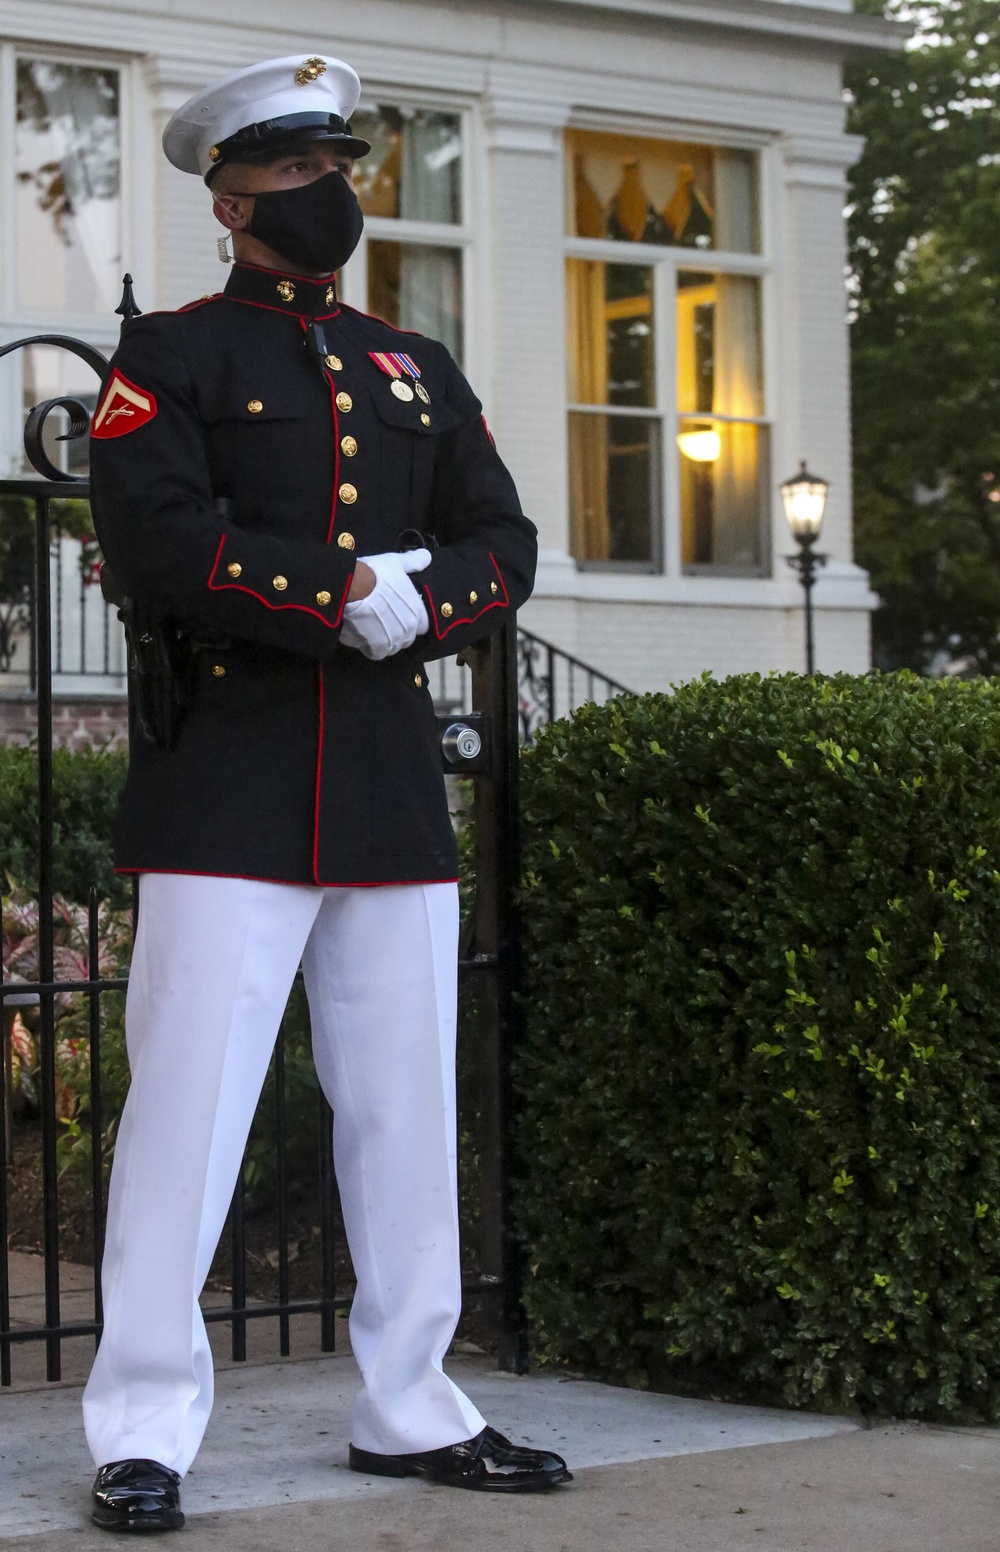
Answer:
[{"left": 91, "top": 370, "right": 158, "bottom": 439}]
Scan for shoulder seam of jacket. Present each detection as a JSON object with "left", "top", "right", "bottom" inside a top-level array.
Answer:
[{"left": 338, "top": 303, "right": 431, "bottom": 342}]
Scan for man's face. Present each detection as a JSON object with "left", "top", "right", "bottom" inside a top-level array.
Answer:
[{"left": 213, "top": 142, "right": 354, "bottom": 225}]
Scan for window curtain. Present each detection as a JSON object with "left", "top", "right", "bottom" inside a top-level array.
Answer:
[
  {"left": 17, "top": 60, "right": 120, "bottom": 313},
  {"left": 397, "top": 116, "right": 463, "bottom": 360},
  {"left": 713, "top": 275, "right": 762, "bottom": 566},
  {"left": 567, "top": 261, "right": 610, "bottom": 559},
  {"left": 398, "top": 246, "right": 462, "bottom": 361},
  {"left": 714, "top": 151, "right": 758, "bottom": 255}
]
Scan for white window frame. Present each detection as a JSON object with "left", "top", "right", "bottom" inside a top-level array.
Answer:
[
  {"left": 0, "top": 41, "right": 149, "bottom": 477},
  {"left": 564, "top": 123, "right": 773, "bottom": 582},
  {"left": 339, "top": 97, "right": 478, "bottom": 378}
]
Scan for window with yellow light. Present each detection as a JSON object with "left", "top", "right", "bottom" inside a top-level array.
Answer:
[
  {"left": 676, "top": 270, "right": 767, "bottom": 571},
  {"left": 565, "top": 128, "right": 767, "bottom": 574}
]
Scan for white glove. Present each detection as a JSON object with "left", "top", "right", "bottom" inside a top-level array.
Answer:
[{"left": 340, "top": 548, "right": 431, "bottom": 661}]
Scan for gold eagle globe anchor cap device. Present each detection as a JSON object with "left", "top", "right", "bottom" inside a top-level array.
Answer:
[{"left": 162, "top": 54, "right": 372, "bottom": 182}]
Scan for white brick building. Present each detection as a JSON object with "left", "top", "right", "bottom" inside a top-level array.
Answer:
[{"left": 0, "top": 0, "right": 899, "bottom": 693}]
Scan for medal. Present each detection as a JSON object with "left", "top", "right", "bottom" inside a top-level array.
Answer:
[{"left": 370, "top": 351, "right": 423, "bottom": 406}]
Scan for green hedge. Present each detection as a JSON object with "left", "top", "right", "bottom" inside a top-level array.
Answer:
[
  {"left": 516, "top": 672, "right": 1000, "bottom": 1421},
  {"left": 0, "top": 742, "right": 128, "bottom": 904}
]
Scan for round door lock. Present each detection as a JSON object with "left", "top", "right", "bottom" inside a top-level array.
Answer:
[{"left": 441, "top": 722, "right": 483, "bottom": 765}]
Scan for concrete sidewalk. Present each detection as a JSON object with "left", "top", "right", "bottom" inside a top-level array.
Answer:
[{"left": 1, "top": 1351, "right": 997, "bottom": 1550}]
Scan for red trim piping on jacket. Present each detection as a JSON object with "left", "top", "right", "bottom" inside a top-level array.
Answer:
[
  {"left": 312, "top": 664, "right": 326, "bottom": 884},
  {"left": 322, "top": 334, "right": 341, "bottom": 544},
  {"left": 337, "top": 302, "right": 427, "bottom": 340},
  {"left": 310, "top": 330, "right": 346, "bottom": 877},
  {"left": 424, "top": 553, "right": 508, "bottom": 640},
  {"left": 114, "top": 865, "right": 460, "bottom": 889},
  {"left": 129, "top": 296, "right": 222, "bottom": 319},
  {"left": 206, "top": 535, "right": 352, "bottom": 627},
  {"left": 223, "top": 294, "right": 340, "bottom": 322},
  {"left": 233, "top": 260, "right": 334, "bottom": 283},
  {"left": 177, "top": 295, "right": 223, "bottom": 312}
]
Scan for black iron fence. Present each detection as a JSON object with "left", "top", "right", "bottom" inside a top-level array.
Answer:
[
  {"left": 0, "top": 314, "right": 630, "bottom": 1389},
  {"left": 0, "top": 475, "right": 529, "bottom": 1384}
]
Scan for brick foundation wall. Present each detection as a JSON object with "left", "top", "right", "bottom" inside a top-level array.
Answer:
[{"left": 0, "top": 697, "right": 129, "bottom": 750}]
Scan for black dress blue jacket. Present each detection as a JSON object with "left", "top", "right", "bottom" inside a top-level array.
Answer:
[{"left": 88, "top": 260, "right": 537, "bottom": 886}]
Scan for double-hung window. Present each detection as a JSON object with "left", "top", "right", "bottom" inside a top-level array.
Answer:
[
  {"left": 344, "top": 104, "right": 467, "bottom": 365},
  {"left": 0, "top": 47, "right": 127, "bottom": 688},
  {"left": 2, "top": 48, "right": 124, "bottom": 474},
  {"left": 565, "top": 129, "right": 769, "bottom": 574}
]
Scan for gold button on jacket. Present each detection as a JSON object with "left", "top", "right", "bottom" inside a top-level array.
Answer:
[
  {"left": 272, "top": 575, "right": 288, "bottom": 591},
  {"left": 338, "top": 483, "right": 358, "bottom": 505},
  {"left": 227, "top": 562, "right": 242, "bottom": 578},
  {"left": 316, "top": 590, "right": 332, "bottom": 606},
  {"left": 469, "top": 590, "right": 478, "bottom": 603},
  {"left": 247, "top": 400, "right": 263, "bottom": 414},
  {"left": 325, "top": 354, "right": 342, "bottom": 370},
  {"left": 336, "top": 391, "right": 353, "bottom": 412},
  {"left": 337, "top": 532, "right": 356, "bottom": 550},
  {"left": 441, "top": 602, "right": 453, "bottom": 618},
  {"left": 341, "top": 435, "right": 358, "bottom": 457}
]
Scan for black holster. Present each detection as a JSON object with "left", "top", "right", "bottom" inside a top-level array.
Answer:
[{"left": 100, "top": 564, "right": 194, "bottom": 750}]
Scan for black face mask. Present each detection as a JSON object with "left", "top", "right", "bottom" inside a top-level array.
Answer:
[{"left": 247, "top": 169, "right": 364, "bottom": 274}]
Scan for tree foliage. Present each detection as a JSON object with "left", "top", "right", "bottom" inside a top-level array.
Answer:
[{"left": 847, "top": 1, "right": 1000, "bottom": 671}]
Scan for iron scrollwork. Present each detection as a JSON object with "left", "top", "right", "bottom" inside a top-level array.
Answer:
[
  {"left": 0, "top": 332, "right": 110, "bottom": 677},
  {"left": 0, "top": 332, "right": 110, "bottom": 481},
  {"left": 516, "top": 630, "right": 553, "bottom": 744},
  {"left": 0, "top": 277, "right": 142, "bottom": 680},
  {"left": 0, "top": 273, "right": 142, "bottom": 482}
]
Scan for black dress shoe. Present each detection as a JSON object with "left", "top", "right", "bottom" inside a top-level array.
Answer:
[
  {"left": 91, "top": 1459, "right": 185, "bottom": 1533},
  {"left": 349, "top": 1425, "right": 572, "bottom": 1492}
]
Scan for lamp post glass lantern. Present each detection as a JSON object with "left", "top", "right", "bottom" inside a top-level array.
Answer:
[{"left": 781, "top": 461, "right": 829, "bottom": 674}]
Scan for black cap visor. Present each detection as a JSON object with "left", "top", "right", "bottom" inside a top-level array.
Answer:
[{"left": 205, "top": 112, "right": 371, "bottom": 183}]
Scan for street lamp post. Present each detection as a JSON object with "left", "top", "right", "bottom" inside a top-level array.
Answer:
[{"left": 781, "top": 461, "right": 830, "bottom": 675}]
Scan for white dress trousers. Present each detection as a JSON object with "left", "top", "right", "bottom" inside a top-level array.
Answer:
[{"left": 82, "top": 872, "right": 486, "bottom": 1475}]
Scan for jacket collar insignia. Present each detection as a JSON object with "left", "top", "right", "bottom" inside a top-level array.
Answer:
[{"left": 224, "top": 262, "right": 339, "bottom": 319}]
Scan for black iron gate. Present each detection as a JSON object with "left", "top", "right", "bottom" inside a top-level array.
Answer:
[{"left": 0, "top": 315, "right": 527, "bottom": 1385}]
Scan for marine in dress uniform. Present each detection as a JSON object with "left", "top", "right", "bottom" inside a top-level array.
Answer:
[{"left": 82, "top": 53, "right": 570, "bottom": 1534}]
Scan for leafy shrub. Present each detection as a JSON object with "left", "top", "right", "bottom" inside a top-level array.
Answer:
[
  {"left": 0, "top": 742, "right": 128, "bottom": 905},
  {"left": 515, "top": 672, "right": 1000, "bottom": 1421},
  {"left": 1, "top": 879, "right": 133, "bottom": 1166}
]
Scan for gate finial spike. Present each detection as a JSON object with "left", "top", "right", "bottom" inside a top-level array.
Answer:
[{"left": 115, "top": 273, "right": 143, "bottom": 330}]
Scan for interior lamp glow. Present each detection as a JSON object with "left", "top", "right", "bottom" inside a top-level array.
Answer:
[
  {"left": 780, "top": 460, "right": 829, "bottom": 540},
  {"left": 677, "top": 427, "right": 721, "bottom": 463}
]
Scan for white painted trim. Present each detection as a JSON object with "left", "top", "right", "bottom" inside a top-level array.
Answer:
[
  {"left": 565, "top": 236, "right": 768, "bottom": 272},
  {"left": 508, "top": 0, "right": 906, "bottom": 51},
  {"left": 568, "top": 106, "right": 775, "bottom": 154},
  {"left": 534, "top": 548, "right": 878, "bottom": 610},
  {"left": 362, "top": 217, "right": 470, "bottom": 246},
  {"left": 482, "top": 97, "right": 567, "bottom": 155}
]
